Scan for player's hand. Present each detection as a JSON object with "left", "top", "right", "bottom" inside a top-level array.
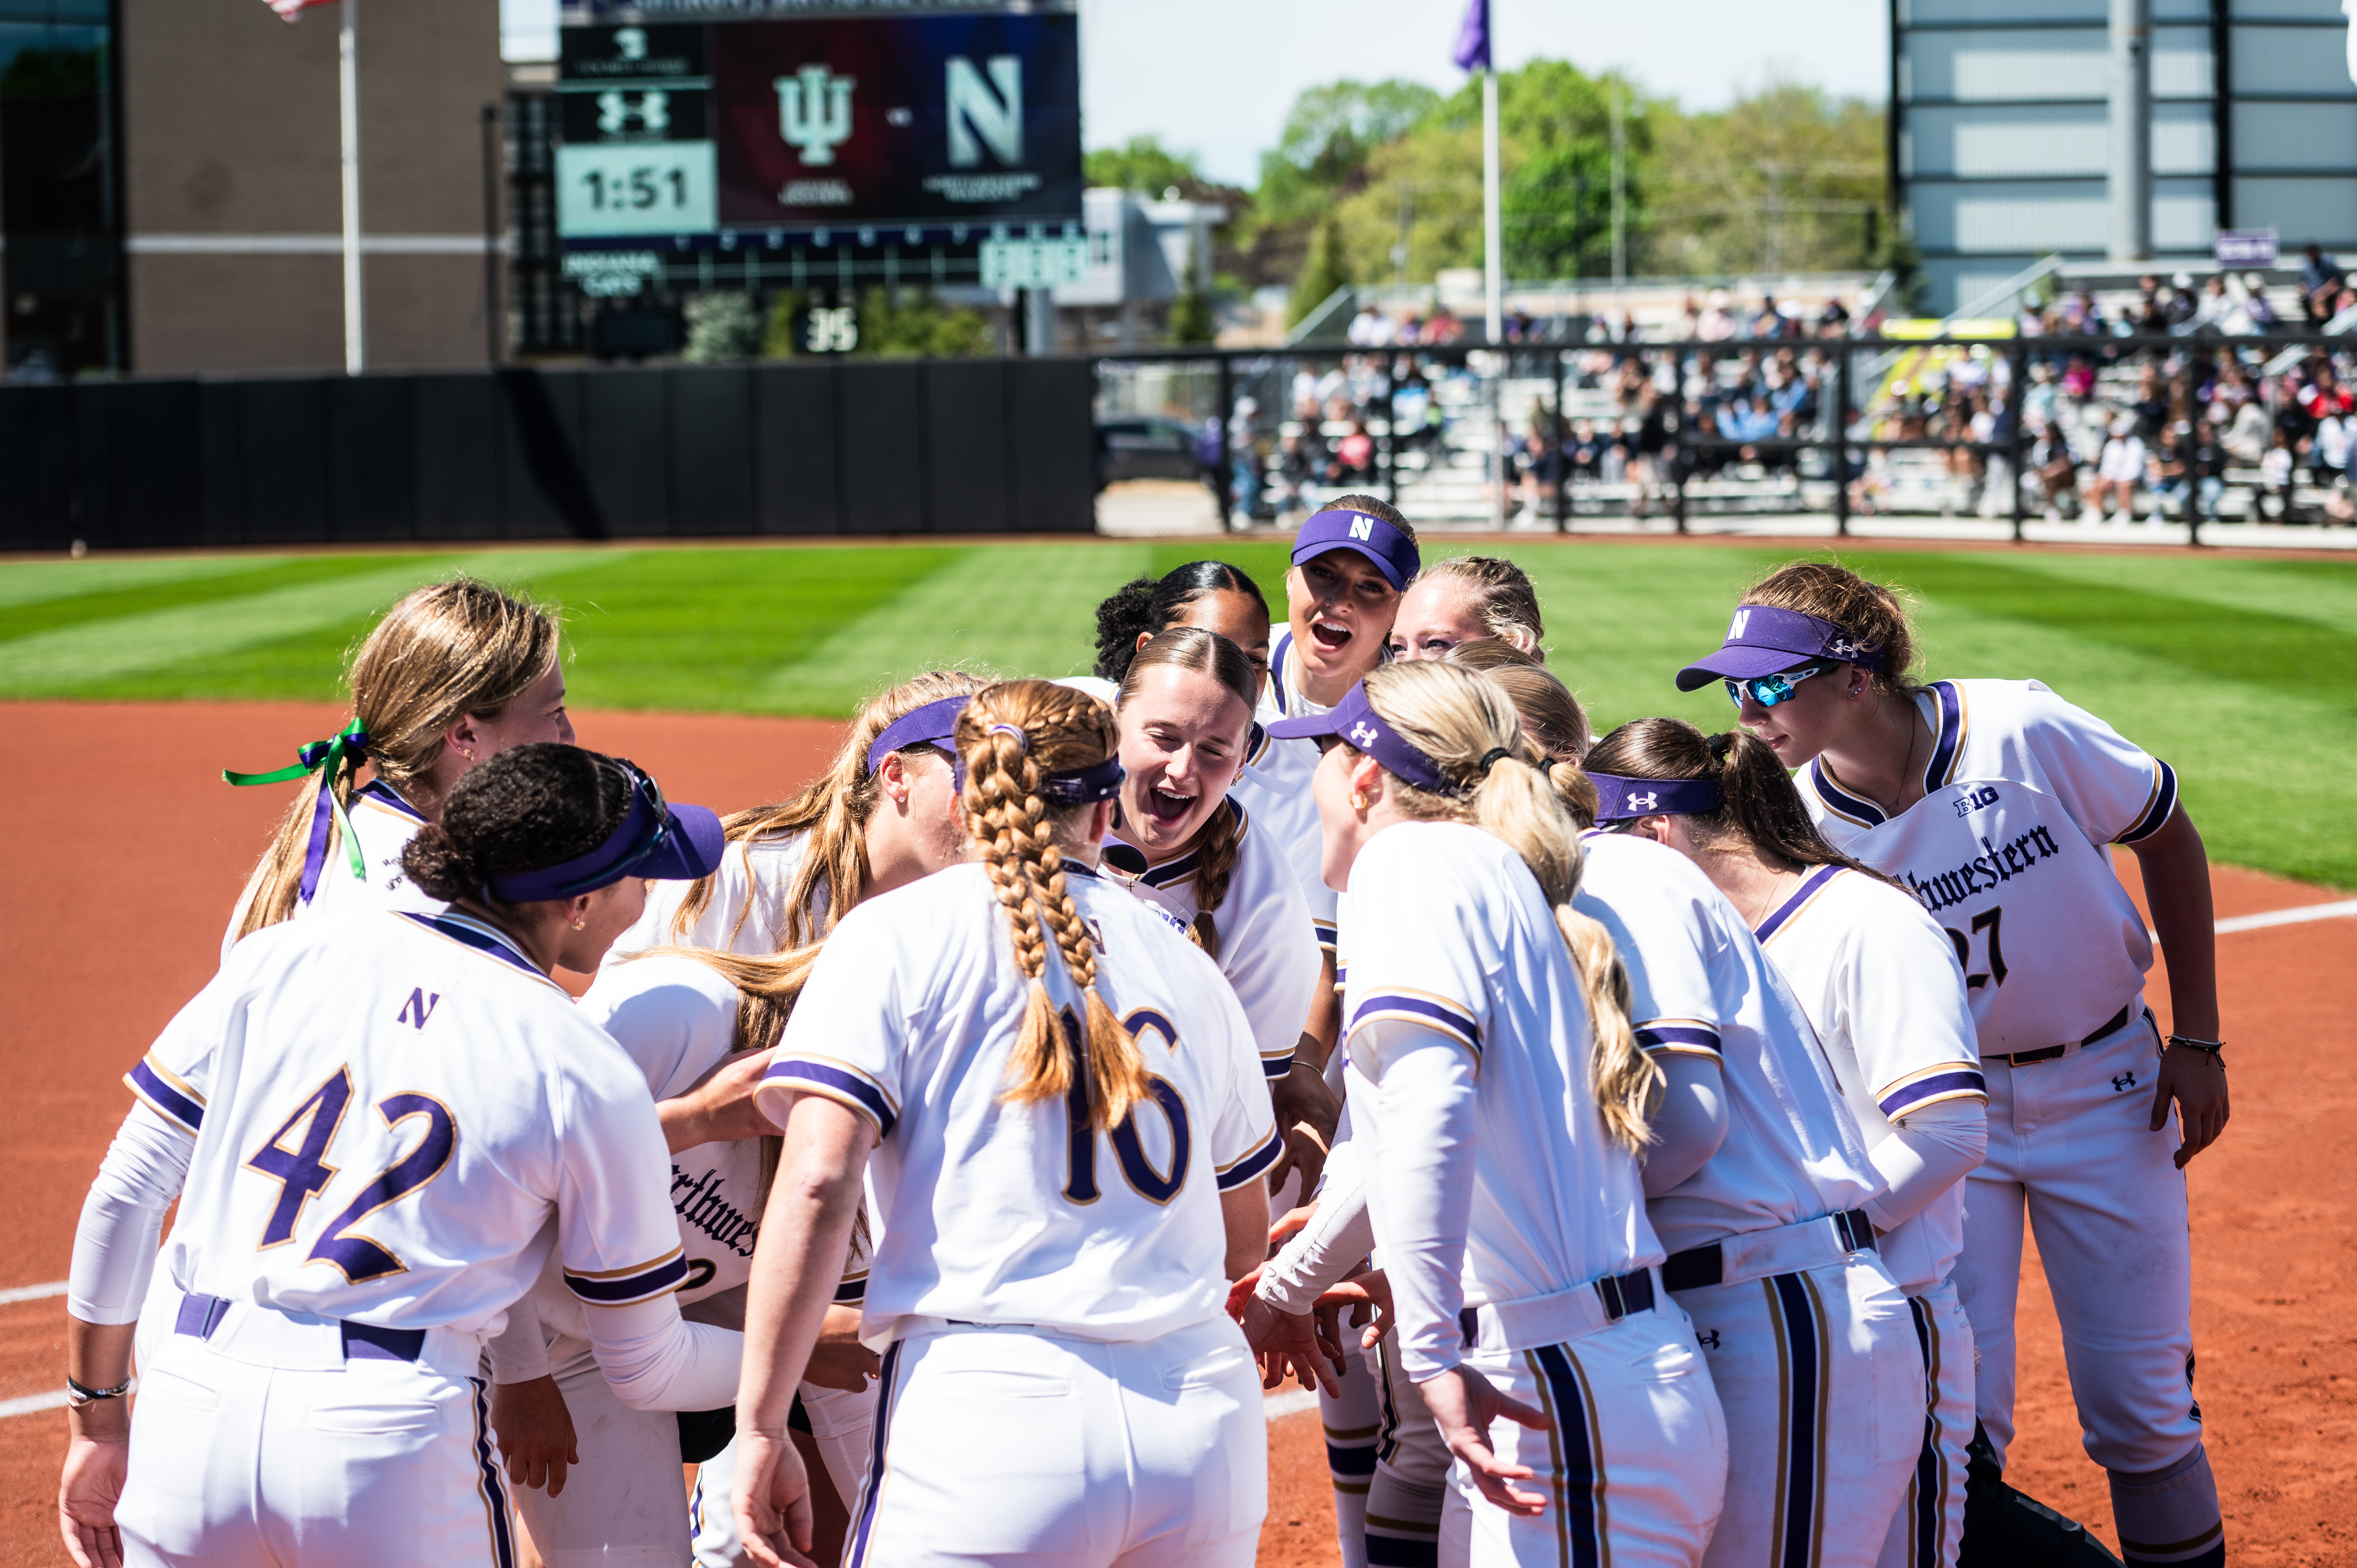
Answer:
[
  {"left": 661, "top": 1048, "right": 783, "bottom": 1154},
  {"left": 1266, "top": 1059, "right": 1341, "bottom": 1196},
  {"left": 489, "top": 1374, "right": 580, "bottom": 1496},
  {"left": 2152, "top": 1043, "right": 2230, "bottom": 1168},
  {"left": 802, "top": 1305, "right": 881, "bottom": 1393},
  {"left": 734, "top": 1426, "right": 818, "bottom": 1568},
  {"left": 1268, "top": 1201, "right": 1319, "bottom": 1251},
  {"left": 1420, "top": 1366, "right": 1551, "bottom": 1516},
  {"left": 1314, "top": 1269, "right": 1394, "bottom": 1352},
  {"left": 59, "top": 1430, "right": 127, "bottom": 1568},
  {"left": 1238, "top": 1293, "right": 1342, "bottom": 1396}
]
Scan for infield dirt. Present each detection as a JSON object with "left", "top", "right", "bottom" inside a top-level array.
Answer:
[{"left": 0, "top": 701, "right": 2348, "bottom": 1566}]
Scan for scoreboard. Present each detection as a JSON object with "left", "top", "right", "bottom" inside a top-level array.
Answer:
[{"left": 555, "top": 12, "right": 1082, "bottom": 252}]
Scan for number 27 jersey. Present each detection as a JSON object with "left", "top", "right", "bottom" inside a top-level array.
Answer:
[{"left": 1794, "top": 679, "right": 2178, "bottom": 1056}]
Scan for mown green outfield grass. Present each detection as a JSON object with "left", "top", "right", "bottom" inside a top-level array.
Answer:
[{"left": 4, "top": 541, "right": 2352, "bottom": 889}]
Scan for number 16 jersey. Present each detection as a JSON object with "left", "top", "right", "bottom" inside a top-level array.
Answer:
[{"left": 1793, "top": 678, "right": 2179, "bottom": 1056}]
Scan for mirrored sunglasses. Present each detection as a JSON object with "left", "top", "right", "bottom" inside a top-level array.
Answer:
[{"left": 1724, "top": 663, "right": 1833, "bottom": 710}]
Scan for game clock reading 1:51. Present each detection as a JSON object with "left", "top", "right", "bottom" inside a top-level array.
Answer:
[{"left": 555, "top": 141, "right": 719, "bottom": 239}]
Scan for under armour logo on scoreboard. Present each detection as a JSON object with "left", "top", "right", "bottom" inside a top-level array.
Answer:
[
  {"left": 1348, "top": 722, "right": 1378, "bottom": 747},
  {"left": 597, "top": 90, "right": 670, "bottom": 134},
  {"left": 1626, "top": 789, "right": 1658, "bottom": 812},
  {"left": 1348, "top": 516, "right": 1373, "bottom": 541},
  {"left": 776, "top": 65, "right": 855, "bottom": 166}
]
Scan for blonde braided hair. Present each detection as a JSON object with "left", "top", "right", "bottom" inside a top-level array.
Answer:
[{"left": 958, "top": 680, "right": 1150, "bottom": 1130}]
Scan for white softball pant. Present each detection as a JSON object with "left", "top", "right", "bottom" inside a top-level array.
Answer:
[
  {"left": 1952, "top": 1013, "right": 2202, "bottom": 1475},
  {"left": 116, "top": 1295, "right": 512, "bottom": 1568},
  {"left": 511, "top": 1332, "right": 689, "bottom": 1567},
  {"left": 688, "top": 1383, "right": 877, "bottom": 1567},
  {"left": 1671, "top": 1234, "right": 1921, "bottom": 1568},
  {"left": 1876, "top": 1277, "right": 1974, "bottom": 1568},
  {"left": 1435, "top": 1302, "right": 1726, "bottom": 1568},
  {"left": 843, "top": 1316, "right": 1267, "bottom": 1568}
]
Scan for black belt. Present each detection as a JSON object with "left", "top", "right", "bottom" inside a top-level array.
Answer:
[
  {"left": 173, "top": 1290, "right": 427, "bottom": 1364},
  {"left": 1660, "top": 1210, "right": 1876, "bottom": 1294},
  {"left": 1455, "top": 1266, "right": 1656, "bottom": 1349},
  {"left": 1989, "top": 1001, "right": 2135, "bottom": 1066}
]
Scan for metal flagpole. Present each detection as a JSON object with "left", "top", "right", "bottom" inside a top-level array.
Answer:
[
  {"left": 1482, "top": 65, "right": 1504, "bottom": 531},
  {"left": 340, "top": 0, "right": 364, "bottom": 374}
]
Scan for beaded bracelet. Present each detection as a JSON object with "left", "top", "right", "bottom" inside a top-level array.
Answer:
[
  {"left": 64, "top": 1374, "right": 133, "bottom": 1409},
  {"left": 2165, "top": 1033, "right": 2224, "bottom": 1056}
]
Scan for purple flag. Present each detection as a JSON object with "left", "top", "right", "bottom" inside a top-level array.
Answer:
[{"left": 1452, "top": 0, "right": 1490, "bottom": 72}]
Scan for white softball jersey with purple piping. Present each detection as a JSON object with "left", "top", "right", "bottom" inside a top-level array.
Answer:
[
  {"left": 1569, "top": 832, "right": 1882, "bottom": 1254},
  {"left": 758, "top": 860, "right": 1282, "bottom": 1348},
  {"left": 602, "top": 830, "right": 820, "bottom": 969},
  {"left": 218, "top": 780, "right": 441, "bottom": 964},
  {"left": 1793, "top": 679, "right": 2178, "bottom": 1055},
  {"left": 1750, "top": 866, "right": 1985, "bottom": 1293},
  {"left": 1336, "top": 821, "right": 1666, "bottom": 1379},
  {"left": 1103, "top": 801, "right": 1320, "bottom": 1084},
  {"left": 1230, "top": 627, "right": 1342, "bottom": 954},
  {"left": 134, "top": 908, "right": 694, "bottom": 1331}
]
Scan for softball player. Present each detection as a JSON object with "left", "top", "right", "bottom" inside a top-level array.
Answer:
[
  {"left": 1588, "top": 716, "right": 1988, "bottom": 1568},
  {"left": 219, "top": 577, "right": 568, "bottom": 961},
  {"left": 732, "top": 680, "right": 1281, "bottom": 1568},
  {"left": 60, "top": 744, "right": 732, "bottom": 1568},
  {"left": 1235, "top": 497, "right": 1420, "bottom": 1562},
  {"left": 1099, "top": 626, "right": 1320, "bottom": 1087},
  {"left": 1386, "top": 556, "right": 1546, "bottom": 662},
  {"left": 1263, "top": 662, "right": 1725, "bottom": 1567},
  {"left": 1092, "top": 558, "right": 1275, "bottom": 696},
  {"left": 1676, "top": 563, "right": 2229, "bottom": 1568}
]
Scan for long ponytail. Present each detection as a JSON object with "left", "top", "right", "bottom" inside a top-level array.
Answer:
[
  {"left": 958, "top": 680, "right": 1151, "bottom": 1130},
  {"left": 1356, "top": 663, "right": 1658, "bottom": 1152}
]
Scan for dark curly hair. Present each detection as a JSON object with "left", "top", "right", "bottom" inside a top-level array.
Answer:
[
  {"left": 402, "top": 742, "right": 634, "bottom": 904},
  {"left": 1091, "top": 560, "right": 1268, "bottom": 684}
]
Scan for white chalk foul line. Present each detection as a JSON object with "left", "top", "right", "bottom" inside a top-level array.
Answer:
[
  {"left": 1264, "top": 1387, "right": 1320, "bottom": 1420},
  {"left": 2213, "top": 898, "right": 2357, "bottom": 936},
  {"left": 0, "top": 1280, "right": 67, "bottom": 1306},
  {"left": 0, "top": 1390, "right": 67, "bottom": 1420}
]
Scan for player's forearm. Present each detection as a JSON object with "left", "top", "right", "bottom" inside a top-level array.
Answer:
[
  {"left": 2134, "top": 810, "right": 2219, "bottom": 1040},
  {"left": 1641, "top": 1053, "right": 1729, "bottom": 1197},
  {"left": 1861, "top": 1097, "right": 1987, "bottom": 1233},
  {"left": 1359, "top": 1024, "right": 1477, "bottom": 1381},
  {"left": 1256, "top": 1139, "right": 1376, "bottom": 1311},
  {"left": 1297, "top": 952, "right": 1343, "bottom": 1070},
  {"left": 68, "top": 1104, "right": 191, "bottom": 1326},
  {"left": 1220, "top": 1181, "right": 1271, "bottom": 1282},
  {"left": 65, "top": 1320, "right": 136, "bottom": 1441},
  {"left": 738, "top": 1104, "right": 871, "bottom": 1436}
]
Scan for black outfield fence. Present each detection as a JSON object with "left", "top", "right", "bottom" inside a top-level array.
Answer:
[{"left": 0, "top": 356, "right": 1096, "bottom": 552}]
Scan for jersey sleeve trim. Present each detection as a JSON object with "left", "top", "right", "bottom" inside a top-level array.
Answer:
[
  {"left": 833, "top": 1268, "right": 868, "bottom": 1305},
  {"left": 1633, "top": 1019, "right": 1723, "bottom": 1059},
  {"left": 2114, "top": 759, "right": 2179, "bottom": 845},
  {"left": 1753, "top": 865, "right": 1845, "bottom": 944},
  {"left": 1346, "top": 989, "right": 1481, "bottom": 1055},
  {"left": 1216, "top": 1125, "right": 1286, "bottom": 1190},
  {"left": 1311, "top": 916, "right": 1338, "bottom": 956},
  {"left": 124, "top": 1056, "right": 204, "bottom": 1136},
  {"left": 1875, "top": 1062, "right": 1990, "bottom": 1120},
  {"left": 564, "top": 1246, "right": 689, "bottom": 1305},
  {"left": 1259, "top": 1049, "right": 1297, "bottom": 1081},
  {"left": 765, "top": 1056, "right": 899, "bottom": 1140},
  {"left": 1922, "top": 681, "right": 1968, "bottom": 793}
]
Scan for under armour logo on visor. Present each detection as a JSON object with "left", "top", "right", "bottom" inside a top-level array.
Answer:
[
  {"left": 1728, "top": 609, "right": 1750, "bottom": 638},
  {"left": 1828, "top": 636, "right": 1859, "bottom": 657},
  {"left": 1626, "top": 790, "right": 1658, "bottom": 812},
  {"left": 1349, "top": 516, "right": 1373, "bottom": 541},
  {"left": 1349, "top": 722, "right": 1378, "bottom": 747}
]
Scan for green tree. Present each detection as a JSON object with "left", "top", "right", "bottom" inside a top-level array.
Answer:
[
  {"left": 1648, "top": 81, "right": 1885, "bottom": 276},
  {"left": 682, "top": 293, "right": 761, "bottom": 362},
  {"left": 1086, "top": 136, "right": 1203, "bottom": 196},
  {"left": 1254, "top": 78, "right": 1443, "bottom": 229},
  {"left": 1169, "top": 256, "right": 1216, "bottom": 344},
  {"left": 1289, "top": 215, "right": 1352, "bottom": 328},
  {"left": 853, "top": 288, "right": 995, "bottom": 358}
]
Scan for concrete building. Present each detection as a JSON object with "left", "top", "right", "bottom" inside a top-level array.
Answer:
[
  {"left": 2, "top": 0, "right": 504, "bottom": 378},
  {"left": 1894, "top": 0, "right": 2357, "bottom": 314}
]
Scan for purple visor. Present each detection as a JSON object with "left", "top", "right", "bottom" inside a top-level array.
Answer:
[
  {"left": 484, "top": 759, "right": 725, "bottom": 902},
  {"left": 1040, "top": 755, "right": 1125, "bottom": 806},
  {"left": 1264, "top": 681, "right": 1458, "bottom": 796},
  {"left": 1674, "top": 605, "right": 1883, "bottom": 692},
  {"left": 1589, "top": 773, "right": 1726, "bottom": 823},
  {"left": 1291, "top": 507, "right": 1421, "bottom": 591},
  {"left": 867, "top": 695, "right": 973, "bottom": 785}
]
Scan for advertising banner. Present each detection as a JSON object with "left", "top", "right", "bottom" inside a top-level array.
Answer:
[{"left": 555, "top": 12, "right": 1080, "bottom": 248}]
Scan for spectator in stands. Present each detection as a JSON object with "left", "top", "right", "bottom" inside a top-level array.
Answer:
[
  {"left": 2243, "top": 274, "right": 2281, "bottom": 332},
  {"left": 1334, "top": 420, "right": 1375, "bottom": 484},
  {"left": 2165, "top": 274, "right": 2199, "bottom": 332},
  {"left": 2033, "top": 416, "right": 2081, "bottom": 521},
  {"left": 2302, "top": 244, "right": 2346, "bottom": 325},
  {"left": 2193, "top": 275, "right": 2233, "bottom": 334},
  {"left": 2223, "top": 392, "right": 2272, "bottom": 466},
  {"left": 1816, "top": 296, "right": 1852, "bottom": 337},
  {"left": 2260, "top": 427, "right": 2297, "bottom": 519},
  {"left": 2090, "top": 414, "right": 2147, "bottom": 521}
]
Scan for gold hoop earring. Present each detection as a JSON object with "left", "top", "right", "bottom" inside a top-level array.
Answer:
[
  {"left": 1349, "top": 789, "right": 1371, "bottom": 811},
  {"left": 569, "top": 916, "right": 586, "bottom": 931}
]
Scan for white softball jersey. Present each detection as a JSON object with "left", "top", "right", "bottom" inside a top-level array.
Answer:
[
  {"left": 1230, "top": 627, "right": 1342, "bottom": 952},
  {"left": 136, "top": 909, "right": 696, "bottom": 1335},
  {"left": 1795, "top": 678, "right": 2178, "bottom": 1054},
  {"left": 1102, "top": 801, "right": 1319, "bottom": 1081},
  {"left": 1337, "top": 821, "right": 1665, "bottom": 1380},
  {"left": 1571, "top": 832, "right": 1883, "bottom": 1255},
  {"left": 1753, "top": 865, "right": 1985, "bottom": 1294},
  {"left": 217, "top": 780, "right": 440, "bottom": 964},
  {"left": 603, "top": 830, "right": 820, "bottom": 967},
  {"left": 758, "top": 860, "right": 1282, "bottom": 1349}
]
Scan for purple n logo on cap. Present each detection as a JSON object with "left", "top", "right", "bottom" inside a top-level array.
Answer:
[
  {"left": 1674, "top": 604, "right": 1882, "bottom": 692},
  {"left": 1291, "top": 508, "right": 1421, "bottom": 591}
]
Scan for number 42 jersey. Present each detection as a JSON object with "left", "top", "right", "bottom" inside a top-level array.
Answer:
[
  {"left": 129, "top": 908, "right": 693, "bottom": 1337},
  {"left": 1793, "top": 679, "right": 2179, "bottom": 1056}
]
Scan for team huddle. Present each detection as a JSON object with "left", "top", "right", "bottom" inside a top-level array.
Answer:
[{"left": 57, "top": 505, "right": 2232, "bottom": 1568}]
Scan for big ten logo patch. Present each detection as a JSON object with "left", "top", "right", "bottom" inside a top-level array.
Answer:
[{"left": 1950, "top": 784, "right": 2000, "bottom": 819}]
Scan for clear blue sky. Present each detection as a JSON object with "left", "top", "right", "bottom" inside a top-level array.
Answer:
[{"left": 1076, "top": 0, "right": 1891, "bottom": 187}]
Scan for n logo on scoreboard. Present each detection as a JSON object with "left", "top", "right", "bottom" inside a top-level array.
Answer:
[
  {"left": 396, "top": 989, "right": 441, "bottom": 1030},
  {"left": 947, "top": 56, "right": 1023, "bottom": 167}
]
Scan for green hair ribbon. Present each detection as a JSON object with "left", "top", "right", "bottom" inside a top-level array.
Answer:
[{"left": 223, "top": 717, "right": 372, "bottom": 900}]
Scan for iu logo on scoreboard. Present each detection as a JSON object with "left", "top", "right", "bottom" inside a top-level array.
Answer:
[{"left": 776, "top": 65, "right": 855, "bottom": 166}]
